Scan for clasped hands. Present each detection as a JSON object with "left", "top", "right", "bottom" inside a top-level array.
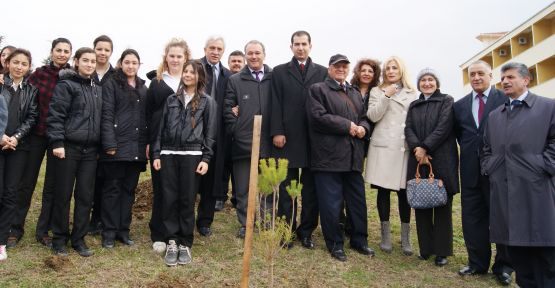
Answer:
[
  {"left": 414, "top": 147, "right": 432, "bottom": 164},
  {"left": 1, "top": 135, "right": 18, "bottom": 151},
  {"left": 350, "top": 122, "right": 366, "bottom": 138}
]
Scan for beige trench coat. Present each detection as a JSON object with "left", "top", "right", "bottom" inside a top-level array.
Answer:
[{"left": 364, "top": 86, "right": 417, "bottom": 190}]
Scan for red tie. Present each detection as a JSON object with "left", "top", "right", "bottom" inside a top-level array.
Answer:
[
  {"left": 300, "top": 63, "right": 305, "bottom": 73},
  {"left": 478, "top": 93, "right": 485, "bottom": 123}
]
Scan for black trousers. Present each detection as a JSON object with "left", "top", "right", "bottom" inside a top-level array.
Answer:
[
  {"left": 507, "top": 246, "right": 555, "bottom": 288},
  {"left": 11, "top": 134, "right": 56, "bottom": 239},
  {"left": 277, "top": 168, "right": 318, "bottom": 239},
  {"left": 314, "top": 171, "right": 368, "bottom": 252},
  {"left": 0, "top": 149, "right": 28, "bottom": 245},
  {"left": 160, "top": 154, "right": 201, "bottom": 247},
  {"left": 414, "top": 196, "right": 453, "bottom": 257},
  {"left": 375, "top": 186, "right": 411, "bottom": 223},
  {"left": 101, "top": 162, "right": 143, "bottom": 240},
  {"left": 51, "top": 144, "right": 97, "bottom": 248},
  {"left": 196, "top": 165, "right": 217, "bottom": 229},
  {"left": 89, "top": 166, "right": 104, "bottom": 228},
  {"left": 461, "top": 176, "right": 513, "bottom": 274},
  {"left": 149, "top": 152, "right": 164, "bottom": 243}
]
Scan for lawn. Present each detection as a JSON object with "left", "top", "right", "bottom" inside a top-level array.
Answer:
[{"left": 0, "top": 164, "right": 506, "bottom": 287}]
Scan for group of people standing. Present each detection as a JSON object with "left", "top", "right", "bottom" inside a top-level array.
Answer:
[{"left": 0, "top": 30, "right": 553, "bottom": 287}]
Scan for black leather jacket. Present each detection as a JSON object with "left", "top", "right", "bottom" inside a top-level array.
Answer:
[
  {"left": 47, "top": 69, "right": 102, "bottom": 148},
  {"left": 152, "top": 93, "right": 217, "bottom": 163},
  {"left": 0, "top": 75, "right": 39, "bottom": 143}
]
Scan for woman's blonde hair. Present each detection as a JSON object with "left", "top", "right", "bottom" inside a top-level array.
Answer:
[
  {"left": 155, "top": 38, "right": 191, "bottom": 81},
  {"left": 379, "top": 56, "right": 415, "bottom": 91}
]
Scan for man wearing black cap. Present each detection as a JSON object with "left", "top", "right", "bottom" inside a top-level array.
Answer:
[{"left": 306, "top": 54, "right": 374, "bottom": 261}]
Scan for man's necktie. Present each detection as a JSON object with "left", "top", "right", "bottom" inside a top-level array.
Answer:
[
  {"left": 253, "top": 71, "right": 261, "bottom": 82},
  {"left": 477, "top": 93, "right": 485, "bottom": 123},
  {"left": 300, "top": 63, "right": 305, "bottom": 73},
  {"left": 511, "top": 99, "right": 523, "bottom": 110},
  {"left": 211, "top": 65, "right": 217, "bottom": 97}
]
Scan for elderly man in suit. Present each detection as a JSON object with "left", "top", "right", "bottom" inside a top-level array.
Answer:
[
  {"left": 270, "top": 30, "right": 328, "bottom": 249},
  {"left": 454, "top": 60, "right": 513, "bottom": 285},
  {"left": 482, "top": 62, "right": 555, "bottom": 287},
  {"left": 196, "top": 36, "right": 232, "bottom": 237}
]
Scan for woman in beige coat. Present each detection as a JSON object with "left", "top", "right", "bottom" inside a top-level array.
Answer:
[{"left": 365, "top": 56, "right": 417, "bottom": 255}]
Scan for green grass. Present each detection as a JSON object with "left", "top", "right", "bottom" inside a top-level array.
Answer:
[{"left": 0, "top": 163, "right": 506, "bottom": 287}]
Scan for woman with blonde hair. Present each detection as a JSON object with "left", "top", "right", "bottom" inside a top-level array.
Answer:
[
  {"left": 145, "top": 38, "right": 190, "bottom": 253},
  {"left": 365, "top": 56, "right": 417, "bottom": 256}
]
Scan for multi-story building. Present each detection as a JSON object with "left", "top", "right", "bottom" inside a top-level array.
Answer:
[{"left": 461, "top": 2, "right": 555, "bottom": 98}]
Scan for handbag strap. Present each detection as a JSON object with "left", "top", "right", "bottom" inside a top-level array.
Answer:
[{"left": 414, "top": 162, "right": 435, "bottom": 179}]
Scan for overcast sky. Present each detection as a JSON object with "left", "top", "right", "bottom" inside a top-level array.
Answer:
[{"left": 2, "top": 0, "right": 552, "bottom": 98}]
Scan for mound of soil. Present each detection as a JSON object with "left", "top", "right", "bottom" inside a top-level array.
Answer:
[
  {"left": 44, "top": 255, "right": 72, "bottom": 271},
  {"left": 132, "top": 180, "right": 153, "bottom": 220}
]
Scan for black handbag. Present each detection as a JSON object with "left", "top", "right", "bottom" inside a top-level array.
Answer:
[{"left": 406, "top": 162, "right": 448, "bottom": 209}]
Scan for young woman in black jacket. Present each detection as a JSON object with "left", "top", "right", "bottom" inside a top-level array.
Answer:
[
  {"left": 47, "top": 47, "right": 102, "bottom": 257},
  {"left": 146, "top": 38, "right": 190, "bottom": 253},
  {"left": 99, "top": 49, "right": 147, "bottom": 248},
  {"left": 152, "top": 60, "right": 217, "bottom": 267},
  {"left": 0, "top": 48, "right": 38, "bottom": 261}
]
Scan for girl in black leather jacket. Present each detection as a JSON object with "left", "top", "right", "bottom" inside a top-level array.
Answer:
[
  {"left": 47, "top": 47, "right": 102, "bottom": 257},
  {"left": 0, "top": 48, "right": 38, "bottom": 261},
  {"left": 152, "top": 60, "right": 216, "bottom": 266}
]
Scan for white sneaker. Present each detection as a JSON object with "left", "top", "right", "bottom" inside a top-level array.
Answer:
[
  {"left": 152, "top": 241, "right": 166, "bottom": 254},
  {"left": 0, "top": 245, "right": 7, "bottom": 261}
]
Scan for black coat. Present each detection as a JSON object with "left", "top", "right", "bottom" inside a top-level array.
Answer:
[
  {"left": 0, "top": 75, "right": 39, "bottom": 143},
  {"left": 201, "top": 57, "right": 232, "bottom": 195},
  {"left": 270, "top": 57, "right": 327, "bottom": 168},
  {"left": 224, "top": 65, "right": 272, "bottom": 160},
  {"left": 405, "top": 90, "right": 459, "bottom": 195},
  {"left": 481, "top": 93, "right": 555, "bottom": 246},
  {"left": 47, "top": 69, "right": 102, "bottom": 148},
  {"left": 454, "top": 87, "right": 506, "bottom": 188},
  {"left": 152, "top": 93, "right": 217, "bottom": 164},
  {"left": 100, "top": 71, "right": 148, "bottom": 163},
  {"left": 146, "top": 77, "right": 175, "bottom": 145},
  {"left": 306, "top": 78, "right": 371, "bottom": 172}
]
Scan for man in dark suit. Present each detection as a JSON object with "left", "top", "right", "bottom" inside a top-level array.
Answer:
[
  {"left": 270, "top": 31, "right": 328, "bottom": 249},
  {"left": 196, "top": 36, "right": 232, "bottom": 237},
  {"left": 482, "top": 62, "right": 555, "bottom": 287},
  {"left": 454, "top": 60, "right": 512, "bottom": 285}
]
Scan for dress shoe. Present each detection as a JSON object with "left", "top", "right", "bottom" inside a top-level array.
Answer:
[
  {"left": 300, "top": 237, "right": 315, "bottom": 249},
  {"left": 37, "top": 236, "right": 53, "bottom": 248},
  {"left": 102, "top": 238, "right": 115, "bottom": 248},
  {"left": 350, "top": 245, "right": 375, "bottom": 256},
  {"left": 495, "top": 272, "right": 512, "bottom": 286},
  {"left": 73, "top": 244, "right": 94, "bottom": 257},
  {"left": 214, "top": 200, "right": 224, "bottom": 211},
  {"left": 458, "top": 266, "right": 486, "bottom": 276},
  {"left": 116, "top": 236, "right": 134, "bottom": 246},
  {"left": 237, "top": 227, "right": 246, "bottom": 239},
  {"left": 330, "top": 249, "right": 347, "bottom": 262},
  {"left": 198, "top": 226, "right": 212, "bottom": 237},
  {"left": 52, "top": 246, "right": 68, "bottom": 257},
  {"left": 418, "top": 254, "right": 430, "bottom": 260},
  {"left": 434, "top": 256, "right": 448, "bottom": 266},
  {"left": 6, "top": 236, "right": 19, "bottom": 249},
  {"left": 280, "top": 240, "right": 294, "bottom": 250}
]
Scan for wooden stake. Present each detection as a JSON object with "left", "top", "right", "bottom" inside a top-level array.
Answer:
[{"left": 240, "top": 115, "right": 262, "bottom": 288}]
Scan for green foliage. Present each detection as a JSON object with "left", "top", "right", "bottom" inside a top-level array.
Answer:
[
  {"left": 286, "top": 180, "right": 302, "bottom": 199},
  {"left": 258, "top": 158, "right": 289, "bottom": 196}
]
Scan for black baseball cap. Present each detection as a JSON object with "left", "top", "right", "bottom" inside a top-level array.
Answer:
[{"left": 329, "top": 54, "right": 350, "bottom": 65}]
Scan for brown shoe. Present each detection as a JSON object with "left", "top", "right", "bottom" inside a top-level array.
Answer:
[
  {"left": 37, "top": 236, "right": 53, "bottom": 248},
  {"left": 6, "top": 236, "right": 18, "bottom": 249}
]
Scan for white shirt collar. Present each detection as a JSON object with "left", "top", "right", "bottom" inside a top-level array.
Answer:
[{"left": 472, "top": 86, "right": 492, "bottom": 98}]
